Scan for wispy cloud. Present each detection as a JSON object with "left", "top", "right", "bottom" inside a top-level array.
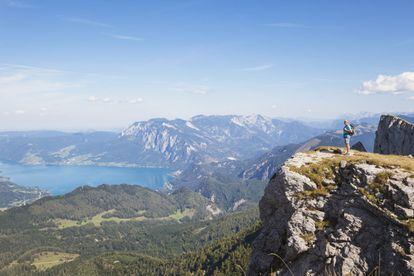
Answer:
[
  {"left": 2, "top": 0, "right": 33, "bottom": 8},
  {"left": 0, "top": 64, "right": 81, "bottom": 95},
  {"left": 65, "top": 17, "right": 113, "bottom": 28},
  {"left": 173, "top": 83, "right": 210, "bottom": 95},
  {"left": 87, "top": 96, "right": 144, "bottom": 104},
  {"left": 243, "top": 64, "right": 273, "bottom": 72},
  {"left": 265, "top": 22, "right": 308, "bottom": 28},
  {"left": 105, "top": 33, "right": 144, "bottom": 41},
  {"left": 358, "top": 72, "right": 414, "bottom": 95}
]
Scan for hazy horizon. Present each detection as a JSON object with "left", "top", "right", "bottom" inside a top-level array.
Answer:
[
  {"left": 1, "top": 0, "right": 414, "bottom": 130},
  {"left": 0, "top": 111, "right": 408, "bottom": 132}
]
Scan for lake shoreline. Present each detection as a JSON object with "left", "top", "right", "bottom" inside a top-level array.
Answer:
[
  {"left": 0, "top": 159, "right": 171, "bottom": 169},
  {"left": 0, "top": 161, "right": 173, "bottom": 196}
]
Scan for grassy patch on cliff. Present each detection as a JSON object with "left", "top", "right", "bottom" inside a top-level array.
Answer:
[
  {"left": 289, "top": 147, "right": 414, "bottom": 200},
  {"left": 289, "top": 156, "right": 338, "bottom": 199},
  {"left": 313, "top": 147, "right": 414, "bottom": 172}
]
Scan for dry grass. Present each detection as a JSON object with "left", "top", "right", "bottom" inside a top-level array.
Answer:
[
  {"left": 53, "top": 209, "right": 147, "bottom": 229},
  {"left": 405, "top": 219, "right": 414, "bottom": 232},
  {"left": 314, "top": 146, "right": 343, "bottom": 154},
  {"left": 300, "top": 232, "right": 316, "bottom": 245},
  {"left": 294, "top": 186, "right": 334, "bottom": 200},
  {"left": 358, "top": 187, "right": 380, "bottom": 204},
  {"left": 345, "top": 152, "right": 414, "bottom": 172},
  {"left": 289, "top": 159, "right": 337, "bottom": 187},
  {"left": 369, "top": 171, "right": 392, "bottom": 194},
  {"left": 53, "top": 208, "right": 195, "bottom": 229},
  {"left": 289, "top": 148, "right": 414, "bottom": 200},
  {"left": 315, "top": 220, "right": 330, "bottom": 230},
  {"left": 32, "top": 251, "right": 79, "bottom": 270},
  {"left": 168, "top": 208, "right": 195, "bottom": 220},
  {"left": 289, "top": 155, "right": 339, "bottom": 199},
  {"left": 313, "top": 147, "right": 414, "bottom": 172}
]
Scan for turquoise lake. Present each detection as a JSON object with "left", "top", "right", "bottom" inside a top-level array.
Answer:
[{"left": 0, "top": 162, "right": 172, "bottom": 195}]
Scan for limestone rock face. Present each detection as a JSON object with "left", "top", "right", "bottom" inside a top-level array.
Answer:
[
  {"left": 248, "top": 150, "right": 414, "bottom": 275},
  {"left": 374, "top": 115, "right": 414, "bottom": 155}
]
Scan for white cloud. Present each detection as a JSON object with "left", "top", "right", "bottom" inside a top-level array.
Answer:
[
  {"left": 173, "top": 83, "right": 210, "bottom": 95},
  {"left": 87, "top": 96, "right": 99, "bottom": 102},
  {"left": 265, "top": 22, "right": 308, "bottom": 28},
  {"left": 243, "top": 64, "right": 273, "bottom": 72},
  {"left": 105, "top": 33, "right": 144, "bottom": 41},
  {"left": 408, "top": 96, "right": 414, "bottom": 100},
  {"left": 65, "top": 17, "right": 112, "bottom": 28},
  {"left": 359, "top": 72, "right": 414, "bottom": 95},
  {"left": 128, "top": 98, "right": 144, "bottom": 104},
  {"left": 271, "top": 104, "right": 277, "bottom": 109}
]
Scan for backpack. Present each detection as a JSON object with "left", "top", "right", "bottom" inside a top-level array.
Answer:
[{"left": 349, "top": 124, "right": 355, "bottom": 136}]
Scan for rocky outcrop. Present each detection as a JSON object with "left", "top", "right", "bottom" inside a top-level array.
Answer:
[
  {"left": 374, "top": 115, "right": 414, "bottom": 155},
  {"left": 351, "top": 141, "right": 367, "bottom": 152},
  {"left": 249, "top": 149, "right": 414, "bottom": 275}
]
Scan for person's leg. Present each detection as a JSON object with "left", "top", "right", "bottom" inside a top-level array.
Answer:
[{"left": 344, "top": 137, "right": 350, "bottom": 154}]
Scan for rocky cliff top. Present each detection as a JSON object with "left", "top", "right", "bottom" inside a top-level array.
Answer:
[
  {"left": 375, "top": 114, "right": 414, "bottom": 156},
  {"left": 249, "top": 147, "right": 414, "bottom": 275}
]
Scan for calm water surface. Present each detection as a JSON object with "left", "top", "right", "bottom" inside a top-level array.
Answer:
[{"left": 0, "top": 161, "right": 172, "bottom": 195}]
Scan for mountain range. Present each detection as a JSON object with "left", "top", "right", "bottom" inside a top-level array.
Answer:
[
  {"left": 0, "top": 113, "right": 387, "bottom": 215},
  {"left": 0, "top": 113, "right": 412, "bottom": 275},
  {"left": 0, "top": 115, "right": 324, "bottom": 169}
]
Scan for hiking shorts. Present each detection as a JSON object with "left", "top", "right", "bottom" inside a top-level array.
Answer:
[{"left": 344, "top": 136, "right": 350, "bottom": 145}]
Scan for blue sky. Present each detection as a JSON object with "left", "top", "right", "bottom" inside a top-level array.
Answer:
[{"left": 1, "top": 0, "right": 414, "bottom": 130}]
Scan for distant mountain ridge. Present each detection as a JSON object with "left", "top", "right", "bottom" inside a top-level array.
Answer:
[
  {"left": 189, "top": 121, "right": 376, "bottom": 183},
  {"left": 120, "top": 114, "right": 324, "bottom": 166},
  {"left": 0, "top": 114, "right": 324, "bottom": 168}
]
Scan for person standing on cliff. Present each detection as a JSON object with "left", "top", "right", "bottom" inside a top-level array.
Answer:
[{"left": 343, "top": 120, "right": 354, "bottom": 155}]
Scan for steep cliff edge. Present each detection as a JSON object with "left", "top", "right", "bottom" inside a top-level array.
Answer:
[
  {"left": 374, "top": 114, "right": 414, "bottom": 155},
  {"left": 249, "top": 148, "right": 414, "bottom": 275}
]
